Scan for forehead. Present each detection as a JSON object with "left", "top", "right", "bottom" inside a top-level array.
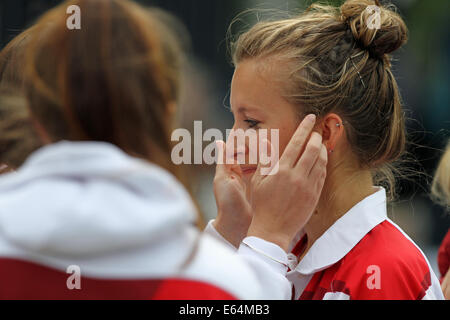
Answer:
[
  {"left": 230, "top": 58, "right": 296, "bottom": 116},
  {"left": 231, "top": 59, "right": 273, "bottom": 108}
]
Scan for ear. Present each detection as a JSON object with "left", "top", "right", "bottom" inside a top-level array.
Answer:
[{"left": 318, "top": 113, "right": 344, "bottom": 154}]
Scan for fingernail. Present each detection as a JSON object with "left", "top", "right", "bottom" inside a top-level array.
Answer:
[{"left": 306, "top": 114, "right": 316, "bottom": 123}]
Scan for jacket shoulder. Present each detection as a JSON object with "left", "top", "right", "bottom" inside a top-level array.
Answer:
[{"left": 335, "top": 221, "right": 439, "bottom": 299}]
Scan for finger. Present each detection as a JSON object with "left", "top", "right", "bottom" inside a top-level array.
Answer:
[
  {"left": 253, "top": 138, "right": 270, "bottom": 182},
  {"left": 308, "top": 144, "right": 328, "bottom": 189},
  {"left": 230, "top": 162, "right": 243, "bottom": 174},
  {"left": 216, "top": 140, "right": 245, "bottom": 182},
  {"left": 225, "top": 129, "right": 246, "bottom": 166},
  {"left": 296, "top": 132, "right": 323, "bottom": 176},
  {"left": 259, "top": 138, "right": 280, "bottom": 176},
  {"left": 280, "top": 114, "right": 316, "bottom": 168},
  {"left": 215, "top": 140, "right": 228, "bottom": 178}
]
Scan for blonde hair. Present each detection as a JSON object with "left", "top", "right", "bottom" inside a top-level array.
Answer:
[
  {"left": 432, "top": 141, "right": 450, "bottom": 210},
  {"left": 230, "top": 0, "right": 408, "bottom": 200}
]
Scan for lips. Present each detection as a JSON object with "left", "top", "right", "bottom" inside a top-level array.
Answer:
[{"left": 241, "top": 166, "right": 257, "bottom": 175}]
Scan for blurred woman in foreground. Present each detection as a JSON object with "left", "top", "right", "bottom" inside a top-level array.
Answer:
[
  {"left": 0, "top": 25, "right": 41, "bottom": 172},
  {"left": 0, "top": 0, "right": 327, "bottom": 299}
]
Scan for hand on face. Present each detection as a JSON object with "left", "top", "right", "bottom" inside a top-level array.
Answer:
[
  {"left": 213, "top": 140, "right": 252, "bottom": 248},
  {"left": 247, "top": 114, "right": 328, "bottom": 252},
  {"left": 213, "top": 114, "right": 328, "bottom": 252}
]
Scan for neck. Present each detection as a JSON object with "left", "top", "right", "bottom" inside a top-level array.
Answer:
[{"left": 299, "top": 165, "right": 375, "bottom": 259}]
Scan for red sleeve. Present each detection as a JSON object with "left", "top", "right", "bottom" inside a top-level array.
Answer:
[{"left": 437, "top": 229, "right": 450, "bottom": 282}]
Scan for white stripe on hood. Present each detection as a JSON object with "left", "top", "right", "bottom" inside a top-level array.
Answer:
[{"left": 0, "top": 141, "right": 197, "bottom": 258}]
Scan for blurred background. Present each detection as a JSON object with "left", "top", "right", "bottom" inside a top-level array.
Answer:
[{"left": 0, "top": 0, "right": 449, "bottom": 277}]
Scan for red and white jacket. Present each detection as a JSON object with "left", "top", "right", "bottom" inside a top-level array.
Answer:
[
  {"left": 0, "top": 141, "right": 291, "bottom": 300},
  {"left": 209, "top": 188, "right": 444, "bottom": 300}
]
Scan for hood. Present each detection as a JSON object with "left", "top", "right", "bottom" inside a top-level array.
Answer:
[{"left": 0, "top": 141, "right": 197, "bottom": 258}]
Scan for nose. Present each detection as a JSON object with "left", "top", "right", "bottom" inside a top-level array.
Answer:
[{"left": 228, "top": 122, "right": 250, "bottom": 164}]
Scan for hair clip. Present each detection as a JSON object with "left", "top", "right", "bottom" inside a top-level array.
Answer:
[{"left": 349, "top": 53, "right": 366, "bottom": 89}]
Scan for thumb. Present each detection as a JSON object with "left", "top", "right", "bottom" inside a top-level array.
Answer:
[
  {"left": 253, "top": 138, "right": 273, "bottom": 182},
  {"left": 215, "top": 140, "right": 226, "bottom": 177},
  {"left": 260, "top": 138, "right": 279, "bottom": 176}
]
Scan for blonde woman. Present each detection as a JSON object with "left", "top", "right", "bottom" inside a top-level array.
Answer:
[
  {"left": 432, "top": 141, "right": 450, "bottom": 299},
  {"left": 209, "top": 0, "right": 444, "bottom": 299}
]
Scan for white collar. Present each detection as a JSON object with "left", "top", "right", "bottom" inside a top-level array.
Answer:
[{"left": 293, "top": 187, "right": 387, "bottom": 275}]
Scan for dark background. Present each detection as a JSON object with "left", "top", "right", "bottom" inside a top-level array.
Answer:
[{"left": 0, "top": 0, "right": 449, "bottom": 274}]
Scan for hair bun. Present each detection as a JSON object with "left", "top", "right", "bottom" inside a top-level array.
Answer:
[{"left": 340, "top": 0, "right": 408, "bottom": 58}]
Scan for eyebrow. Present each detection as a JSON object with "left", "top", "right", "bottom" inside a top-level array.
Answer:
[{"left": 230, "top": 105, "right": 257, "bottom": 114}]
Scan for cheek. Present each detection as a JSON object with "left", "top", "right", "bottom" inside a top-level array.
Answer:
[
  {"left": 263, "top": 110, "right": 300, "bottom": 157},
  {"left": 278, "top": 132, "right": 293, "bottom": 156},
  {"left": 267, "top": 125, "right": 298, "bottom": 157},
  {"left": 241, "top": 127, "right": 296, "bottom": 194}
]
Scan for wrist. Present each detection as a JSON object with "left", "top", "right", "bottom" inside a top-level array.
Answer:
[
  {"left": 213, "top": 216, "right": 247, "bottom": 248},
  {"left": 246, "top": 222, "right": 293, "bottom": 253}
]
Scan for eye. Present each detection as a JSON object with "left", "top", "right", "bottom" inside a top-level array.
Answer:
[{"left": 244, "top": 119, "right": 260, "bottom": 129}]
